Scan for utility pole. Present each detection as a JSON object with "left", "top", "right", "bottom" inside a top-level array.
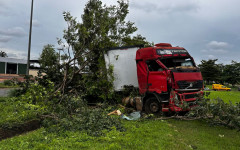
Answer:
[{"left": 27, "top": 0, "right": 34, "bottom": 75}]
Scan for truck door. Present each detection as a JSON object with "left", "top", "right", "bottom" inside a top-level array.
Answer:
[
  {"left": 146, "top": 60, "right": 168, "bottom": 93},
  {"left": 137, "top": 60, "right": 148, "bottom": 94}
]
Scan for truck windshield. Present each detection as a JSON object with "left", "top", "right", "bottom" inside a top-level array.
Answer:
[{"left": 159, "top": 57, "right": 195, "bottom": 69}]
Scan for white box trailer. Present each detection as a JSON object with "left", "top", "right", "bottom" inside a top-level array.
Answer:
[{"left": 104, "top": 46, "right": 141, "bottom": 91}]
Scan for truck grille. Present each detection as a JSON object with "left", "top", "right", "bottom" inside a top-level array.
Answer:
[
  {"left": 185, "top": 94, "right": 197, "bottom": 99},
  {"left": 177, "top": 80, "right": 203, "bottom": 89}
]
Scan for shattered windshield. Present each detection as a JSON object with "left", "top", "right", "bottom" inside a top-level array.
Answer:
[
  {"left": 159, "top": 57, "right": 196, "bottom": 71},
  {"left": 181, "top": 59, "right": 193, "bottom": 67}
]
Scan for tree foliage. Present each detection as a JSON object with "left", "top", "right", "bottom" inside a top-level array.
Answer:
[
  {"left": 39, "top": 45, "right": 59, "bottom": 71},
  {"left": 0, "top": 51, "right": 7, "bottom": 57},
  {"left": 222, "top": 61, "right": 240, "bottom": 86},
  {"left": 38, "top": 0, "right": 151, "bottom": 103},
  {"left": 57, "top": 0, "right": 150, "bottom": 99},
  {"left": 4, "top": 0, "right": 151, "bottom": 136},
  {"left": 189, "top": 94, "right": 240, "bottom": 130},
  {"left": 62, "top": 0, "right": 138, "bottom": 72},
  {"left": 199, "top": 59, "right": 240, "bottom": 86},
  {"left": 122, "top": 34, "right": 153, "bottom": 47},
  {"left": 198, "top": 59, "right": 221, "bottom": 84},
  {"left": 39, "top": 44, "right": 63, "bottom": 85}
]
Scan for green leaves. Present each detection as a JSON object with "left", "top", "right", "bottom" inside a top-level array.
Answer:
[
  {"left": 38, "top": 0, "right": 151, "bottom": 102},
  {"left": 189, "top": 94, "right": 240, "bottom": 130},
  {"left": 31, "top": 1, "right": 150, "bottom": 136},
  {"left": 18, "top": 80, "right": 59, "bottom": 108},
  {"left": 222, "top": 61, "right": 240, "bottom": 86},
  {"left": 39, "top": 45, "right": 59, "bottom": 69},
  {"left": 198, "top": 59, "right": 221, "bottom": 84},
  {"left": 199, "top": 59, "right": 240, "bottom": 85},
  {"left": 0, "top": 97, "right": 44, "bottom": 130},
  {"left": 45, "top": 108, "right": 124, "bottom": 136},
  {"left": 57, "top": 0, "right": 138, "bottom": 101}
]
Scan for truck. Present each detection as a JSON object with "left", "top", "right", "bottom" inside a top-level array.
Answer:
[
  {"left": 212, "top": 84, "right": 231, "bottom": 91},
  {"left": 104, "top": 43, "right": 204, "bottom": 114}
]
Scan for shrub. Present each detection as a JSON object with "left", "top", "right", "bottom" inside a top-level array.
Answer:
[
  {"left": 42, "top": 96, "right": 124, "bottom": 136},
  {"left": 3, "top": 80, "right": 14, "bottom": 86}
]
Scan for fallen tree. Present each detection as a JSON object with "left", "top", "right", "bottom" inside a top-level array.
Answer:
[
  {"left": 38, "top": 0, "right": 151, "bottom": 102},
  {"left": 151, "top": 93, "right": 240, "bottom": 131},
  {"left": 6, "top": 0, "right": 151, "bottom": 136}
]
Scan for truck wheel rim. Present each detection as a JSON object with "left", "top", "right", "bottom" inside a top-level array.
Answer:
[{"left": 150, "top": 102, "right": 159, "bottom": 112}]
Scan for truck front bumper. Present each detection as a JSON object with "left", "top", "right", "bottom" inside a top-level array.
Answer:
[{"left": 162, "top": 90, "right": 203, "bottom": 112}]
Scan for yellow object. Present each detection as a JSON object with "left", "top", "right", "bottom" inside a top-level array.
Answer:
[{"left": 212, "top": 84, "right": 231, "bottom": 91}]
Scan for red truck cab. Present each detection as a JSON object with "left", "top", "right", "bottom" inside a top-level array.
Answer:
[{"left": 136, "top": 43, "right": 203, "bottom": 114}]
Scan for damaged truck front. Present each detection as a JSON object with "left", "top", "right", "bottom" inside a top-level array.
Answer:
[{"left": 104, "top": 43, "right": 204, "bottom": 114}]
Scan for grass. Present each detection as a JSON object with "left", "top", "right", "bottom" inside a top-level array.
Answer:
[
  {"left": 0, "top": 120, "right": 178, "bottom": 150},
  {"left": 207, "top": 91, "right": 240, "bottom": 104},
  {"left": 169, "top": 119, "right": 240, "bottom": 150},
  {"left": 0, "top": 119, "right": 240, "bottom": 150},
  {"left": 0, "top": 83, "right": 18, "bottom": 88},
  {"left": 205, "top": 84, "right": 240, "bottom": 104},
  {"left": 0, "top": 89, "right": 240, "bottom": 149},
  {"left": 0, "top": 97, "right": 44, "bottom": 129}
]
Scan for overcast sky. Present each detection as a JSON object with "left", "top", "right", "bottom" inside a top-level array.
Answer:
[{"left": 0, "top": 0, "right": 240, "bottom": 64}]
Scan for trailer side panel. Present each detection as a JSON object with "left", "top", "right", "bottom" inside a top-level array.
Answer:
[{"left": 104, "top": 47, "right": 139, "bottom": 91}]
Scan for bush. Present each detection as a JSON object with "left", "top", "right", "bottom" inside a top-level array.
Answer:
[
  {"left": 12, "top": 79, "right": 60, "bottom": 108},
  {"left": 3, "top": 73, "right": 123, "bottom": 136},
  {"left": 8, "top": 88, "right": 23, "bottom": 97},
  {"left": 3, "top": 80, "right": 14, "bottom": 86},
  {"left": 41, "top": 95, "right": 124, "bottom": 136},
  {"left": 44, "top": 108, "right": 124, "bottom": 136},
  {"left": 15, "top": 80, "right": 124, "bottom": 136}
]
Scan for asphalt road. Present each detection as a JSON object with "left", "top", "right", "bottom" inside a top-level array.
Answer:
[{"left": 0, "top": 88, "right": 15, "bottom": 97}]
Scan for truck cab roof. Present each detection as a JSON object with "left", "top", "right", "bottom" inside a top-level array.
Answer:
[{"left": 136, "top": 43, "right": 189, "bottom": 61}]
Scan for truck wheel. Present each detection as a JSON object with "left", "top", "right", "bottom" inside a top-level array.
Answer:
[{"left": 144, "top": 97, "right": 161, "bottom": 114}]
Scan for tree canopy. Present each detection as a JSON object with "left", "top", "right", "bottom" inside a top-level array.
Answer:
[
  {"left": 39, "top": 44, "right": 63, "bottom": 85},
  {"left": 39, "top": 0, "right": 151, "bottom": 101},
  {"left": 199, "top": 59, "right": 240, "bottom": 86},
  {"left": 62, "top": 0, "right": 145, "bottom": 72},
  {"left": 198, "top": 59, "right": 221, "bottom": 84},
  {"left": 222, "top": 61, "right": 240, "bottom": 86}
]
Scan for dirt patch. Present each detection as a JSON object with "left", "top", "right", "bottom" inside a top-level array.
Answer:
[{"left": 0, "top": 119, "right": 41, "bottom": 141}]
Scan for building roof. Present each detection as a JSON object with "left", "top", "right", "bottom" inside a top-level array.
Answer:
[{"left": 0, "top": 57, "right": 27, "bottom": 64}]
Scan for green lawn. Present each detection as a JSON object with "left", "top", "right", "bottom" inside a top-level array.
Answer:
[
  {"left": 169, "top": 119, "right": 240, "bottom": 150},
  {"left": 0, "top": 97, "right": 44, "bottom": 129},
  {"left": 206, "top": 91, "right": 240, "bottom": 104},
  {"left": 0, "top": 119, "right": 239, "bottom": 150},
  {"left": 1, "top": 91, "right": 240, "bottom": 149},
  {"left": 204, "top": 84, "right": 240, "bottom": 104}
]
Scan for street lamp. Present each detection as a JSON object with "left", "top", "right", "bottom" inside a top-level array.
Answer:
[{"left": 26, "top": 0, "right": 34, "bottom": 75}]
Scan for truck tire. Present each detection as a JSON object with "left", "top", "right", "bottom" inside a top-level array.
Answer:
[{"left": 144, "top": 97, "right": 161, "bottom": 114}]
